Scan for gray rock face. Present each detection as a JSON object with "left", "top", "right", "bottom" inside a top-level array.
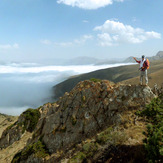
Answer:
[
  {"left": 30, "top": 81, "right": 155, "bottom": 156},
  {"left": 6, "top": 80, "right": 156, "bottom": 162}
]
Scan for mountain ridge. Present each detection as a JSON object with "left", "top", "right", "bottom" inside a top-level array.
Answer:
[
  {"left": 53, "top": 59, "right": 163, "bottom": 100},
  {"left": 0, "top": 80, "right": 158, "bottom": 162},
  {"left": 123, "top": 51, "right": 163, "bottom": 63}
]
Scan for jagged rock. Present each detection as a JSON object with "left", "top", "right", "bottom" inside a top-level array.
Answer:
[
  {"left": 11, "top": 80, "right": 156, "bottom": 162},
  {"left": 0, "top": 121, "right": 23, "bottom": 149},
  {"left": 152, "top": 83, "right": 163, "bottom": 96},
  {"left": 0, "top": 108, "right": 40, "bottom": 149}
]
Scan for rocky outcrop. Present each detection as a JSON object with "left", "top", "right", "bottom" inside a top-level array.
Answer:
[
  {"left": 0, "top": 108, "right": 40, "bottom": 149},
  {"left": 10, "top": 80, "right": 156, "bottom": 162},
  {"left": 0, "top": 114, "right": 18, "bottom": 138}
]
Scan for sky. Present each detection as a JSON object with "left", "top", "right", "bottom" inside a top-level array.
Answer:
[{"left": 0, "top": 0, "right": 163, "bottom": 63}]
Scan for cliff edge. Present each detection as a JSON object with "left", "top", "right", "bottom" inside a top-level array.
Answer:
[{"left": 0, "top": 80, "right": 158, "bottom": 162}]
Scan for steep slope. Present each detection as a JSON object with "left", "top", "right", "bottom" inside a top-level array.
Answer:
[
  {"left": 0, "top": 109, "right": 40, "bottom": 162},
  {"left": 0, "top": 132, "right": 33, "bottom": 162},
  {"left": 0, "top": 113, "right": 18, "bottom": 137},
  {"left": 0, "top": 80, "right": 156, "bottom": 162},
  {"left": 53, "top": 59, "right": 163, "bottom": 100}
]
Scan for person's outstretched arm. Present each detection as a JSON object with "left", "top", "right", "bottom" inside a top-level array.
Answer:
[{"left": 133, "top": 57, "right": 140, "bottom": 63}]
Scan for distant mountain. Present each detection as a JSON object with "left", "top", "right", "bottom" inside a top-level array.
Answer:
[
  {"left": 65, "top": 51, "right": 163, "bottom": 66},
  {"left": 124, "top": 51, "right": 163, "bottom": 63},
  {"left": 150, "top": 51, "right": 163, "bottom": 60},
  {"left": 123, "top": 56, "right": 135, "bottom": 63},
  {"left": 63, "top": 56, "right": 103, "bottom": 65}
]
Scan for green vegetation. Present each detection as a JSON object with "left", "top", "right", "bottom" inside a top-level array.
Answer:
[
  {"left": 96, "top": 127, "right": 113, "bottom": 144},
  {"left": 97, "top": 127, "right": 127, "bottom": 145},
  {"left": 69, "top": 152, "right": 86, "bottom": 163},
  {"left": 19, "top": 108, "right": 41, "bottom": 133},
  {"left": 82, "top": 142, "right": 98, "bottom": 157},
  {"left": 69, "top": 126, "right": 128, "bottom": 162},
  {"left": 90, "top": 78, "right": 102, "bottom": 83},
  {"left": 138, "top": 94, "right": 163, "bottom": 163},
  {"left": 12, "top": 137, "right": 49, "bottom": 163},
  {"left": 6, "top": 122, "right": 17, "bottom": 131}
]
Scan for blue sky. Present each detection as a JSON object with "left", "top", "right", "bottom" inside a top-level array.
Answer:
[{"left": 0, "top": 0, "right": 163, "bottom": 63}]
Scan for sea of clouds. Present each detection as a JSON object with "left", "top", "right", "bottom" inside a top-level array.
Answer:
[{"left": 0, "top": 62, "right": 133, "bottom": 115}]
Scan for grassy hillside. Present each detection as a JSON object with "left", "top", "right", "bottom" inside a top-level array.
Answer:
[
  {"left": 53, "top": 59, "right": 163, "bottom": 99},
  {"left": 121, "top": 69, "right": 163, "bottom": 87}
]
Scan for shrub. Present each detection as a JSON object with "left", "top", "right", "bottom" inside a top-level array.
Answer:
[
  {"left": 96, "top": 127, "right": 127, "bottom": 145},
  {"left": 96, "top": 127, "right": 113, "bottom": 144},
  {"left": 82, "top": 142, "right": 98, "bottom": 157},
  {"left": 6, "top": 122, "right": 17, "bottom": 131},
  {"left": 139, "top": 94, "right": 163, "bottom": 162},
  {"left": 90, "top": 78, "right": 102, "bottom": 83},
  {"left": 69, "top": 152, "right": 86, "bottom": 163},
  {"left": 20, "top": 108, "right": 41, "bottom": 133},
  {"left": 12, "top": 138, "right": 49, "bottom": 162}
]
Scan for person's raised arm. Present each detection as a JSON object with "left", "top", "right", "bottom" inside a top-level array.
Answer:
[
  {"left": 133, "top": 57, "right": 137, "bottom": 61},
  {"left": 133, "top": 57, "right": 140, "bottom": 63}
]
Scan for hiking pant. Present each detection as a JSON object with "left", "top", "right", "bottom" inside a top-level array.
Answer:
[{"left": 140, "top": 70, "right": 148, "bottom": 84}]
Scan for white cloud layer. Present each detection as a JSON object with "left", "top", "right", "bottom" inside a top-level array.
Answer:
[
  {"left": 0, "top": 62, "right": 133, "bottom": 115},
  {"left": 57, "top": 0, "right": 124, "bottom": 9},
  {"left": 41, "top": 35, "right": 93, "bottom": 47},
  {"left": 0, "top": 43, "right": 19, "bottom": 50},
  {"left": 94, "top": 20, "right": 161, "bottom": 46}
]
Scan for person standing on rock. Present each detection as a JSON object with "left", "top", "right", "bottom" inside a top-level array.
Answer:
[{"left": 133, "top": 55, "right": 149, "bottom": 86}]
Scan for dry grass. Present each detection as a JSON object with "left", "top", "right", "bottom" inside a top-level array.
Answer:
[
  {"left": 120, "top": 69, "right": 163, "bottom": 88},
  {"left": 120, "top": 59, "right": 163, "bottom": 88},
  {"left": 0, "top": 114, "right": 18, "bottom": 137},
  {"left": 0, "top": 132, "right": 33, "bottom": 163},
  {"left": 120, "top": 110, "right": 146, "bottom": 146}
]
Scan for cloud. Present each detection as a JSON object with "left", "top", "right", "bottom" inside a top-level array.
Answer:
[
  {"left": 57, "top": 0, "right": 124, "bottom": 10},
  {"left": 40, "top": 39, "right": 52, "bottom": 45},
  {"left": 0, "top": 43, "right": 19, "bottom": 50},
  {"left": 94, "top": 20, "right": 161, "bottom": 46},
  {"left": 74, "top": 35, "right": 93, "bottom": 44},
  {"left": 0, "top": 62, "right": 133, "bottom": 115},
  {"left": 97, "top": 33, "right": 115, "bottom": 46},
  {"left": 54, "top": 42, "right": 73, "bottom": 47},
  {"left": 83, "top": 20, "right": 89, "bottom": 23},
  {"left": 41, "top": 35, "right": 93, "bottom": 47}
]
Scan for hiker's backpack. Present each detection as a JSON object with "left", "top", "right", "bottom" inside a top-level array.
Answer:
[{"left": 146, "top": 59, "right": 150, "bottom": 69}]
